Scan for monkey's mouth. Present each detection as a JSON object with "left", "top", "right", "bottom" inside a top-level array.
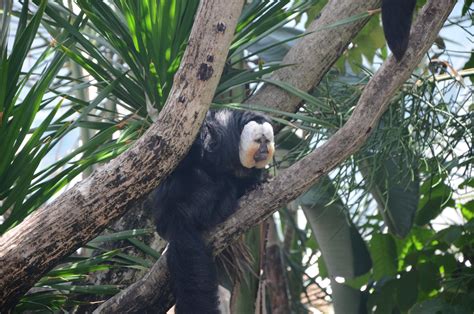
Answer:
[
  {"left": 240, "top": 141, "right": 274, "bottom": 169},
  {"left": 254, "top": 153, "right": 268, "bottom": 162},
  {"left": 254, "top": 151, "right": 274, "bottom": 169}
]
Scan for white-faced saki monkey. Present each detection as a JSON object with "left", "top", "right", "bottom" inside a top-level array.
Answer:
[{"left": 152, "top": 110, "right": 274, "bottom": 313}]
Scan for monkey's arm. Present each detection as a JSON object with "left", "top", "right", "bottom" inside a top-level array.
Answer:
[{"left": 152, "top": 167, "right": 239, "bottom": 237}]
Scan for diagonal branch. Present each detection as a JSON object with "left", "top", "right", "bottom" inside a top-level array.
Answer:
[
  {"left": 247, "top": 0, "right": 380, "bottom": 119},
  {"left": 0, "top": 0, "right": 244, "bottom": 310},
  {"left": 95, "top": 0, "right": 455, "bottom": 312}
]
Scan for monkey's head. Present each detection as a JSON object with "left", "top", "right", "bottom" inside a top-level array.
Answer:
[
  {"left": 239, "top": 120, "right": 274, "bottom": 169},
  {"left": 199, "top": 110, "right": 274, "bottom": 173}
]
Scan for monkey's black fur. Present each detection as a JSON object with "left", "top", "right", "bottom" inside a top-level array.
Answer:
[
  {"left": 152, "top": 110, "right": 271, "bottom": 313},
  {"left": 382, "top": 0, "right": 417, "bottom": 60}
]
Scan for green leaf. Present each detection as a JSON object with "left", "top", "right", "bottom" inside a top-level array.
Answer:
[
  {"left": 299, "top": 177, "right": 372, "bottom": 313},
  {"left": 345, "top": 272, "right": 371, "bottom": 290},
  {"left": 126, "top": 238, "right": 161, "bottom": 260},
  {"left": 88, "top": 228, "right": 153, "bottom": 244},
  {"left": 460, "top": 200, "right": 474, "bottom": 220},
  {"left": 417, "top": 262, "right": 440, "bottom": 292},
  {"left": 317, "top": 254, "right": 328, "bottom": 278},
  {"left": 300, "top": 177, "right": 372, "bottom": 277},
  {"left": 44, "top": 0, "right": 198, "bottom": 113},
  {"left": 432, "top": 254, "right": 457, "bottom": 276},
  {"left": 415, "top": 179, "right": 454, "bottom": 226},
  {"left": 38, "top": 267, "right": 108, "bottom": 285},
  {"left": 215, "top": 102, "right": 336, "bottom": 129},
  {"left": 462, "top": 0, "right": 473, "bottom": 16},
  {"left": 16, "top": 291, "right": 68, "bottom": 312},
  {"left": 49, "top": 284, "right": 120, "bottom": 295},
  {"left": 215, "top": 65, "right": 287, "bottom": 96},
  {"left": 7, "top": 1, "right": 47, "bottom": 103},
  {"left": 459, "top": 178, "right": 474, "bottom": 189},
  {"left": 409, "top": 298, "right": 471, "bottom": 314},
  {"left": 368, "top": 278, "right": 398, "bottom": 314},
  {"left": 361, "top": 153, "right": 420, "bottom": 238},
  {"left": 396, "top": 270, "right": 419, "bottom": 311},
  {"left": 434, "top": 225, "right": 463, "bottom": 245},
  {"left": 262, "top": 78, "right": 331, "bottom": 112},
  {"left": 369, "top": 234, "right": 397, "bottom": 280}
]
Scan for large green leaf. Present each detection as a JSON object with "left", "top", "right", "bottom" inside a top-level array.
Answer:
[
  {"left": 396, "top": 270, "right": 419, "bottom": 311},
  {"left": 409, "top": 298, "right": 471, "bottom": 314},
  {"left": 367, "top": 278, "right": 399, "bottom": 314},
  {"left": 299, "top": 176, "right": 372, "bottom": 314},
  {"left": 415, "top": 178, "right": 454, "bottom": 226},
  {"left": 361, "top": 153, "right": 420, "bottom": 238},
  {"left": 369, "top": 234, "right": 397, "bottom": 280},
  {"left": 417, "top": 261, "right": 440, "bottom": 293}
]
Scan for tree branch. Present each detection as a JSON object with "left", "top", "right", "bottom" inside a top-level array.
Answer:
[
  {"left": 0, "top": 0, "right": 244, "bottom": 310},
  {"left": 96, "top": 0, "right": 455, "bottom": 312},
  {"left": 247, "top": 0, "right": 380, "bottom": 118}
]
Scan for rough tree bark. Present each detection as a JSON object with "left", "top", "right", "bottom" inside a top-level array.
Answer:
[
  {"left": 265, "top": 219, "right": 291, "bottom": 314},
  {"left": 0, "top": 0, "right": 244, "bottom": 310},
  {"left": 95, "top": 0, "right": 456, "bottom": 312}
]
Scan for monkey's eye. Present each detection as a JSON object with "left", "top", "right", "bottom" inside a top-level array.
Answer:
[{"left": 254, "top": 138, "right": 271, "bottom": 144}]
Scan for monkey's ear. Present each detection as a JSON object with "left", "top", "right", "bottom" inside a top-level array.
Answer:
[
  {"left": 202, "top": 121, "right": 223, "bottom": 152},
  {"left": 239, "top": 111, "right": 255, "bottom": 128}
]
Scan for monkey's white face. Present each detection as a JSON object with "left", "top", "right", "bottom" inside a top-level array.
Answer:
[{"left": 239, "top": 121, "right": 274, "bottom": 169}]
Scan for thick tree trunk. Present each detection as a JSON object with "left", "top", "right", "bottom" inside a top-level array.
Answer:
[
  {"left": 95, "top": 0, "right": 456, "bottom": 311},
  {"left": 265, "top": 219, "right": 291, "bottom": 314},
  {"left": 0, "top": 0, "right": 244, "bottom": 310}
]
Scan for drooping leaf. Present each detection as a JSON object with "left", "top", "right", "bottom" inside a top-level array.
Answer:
[
  {"left": 361, "top": 153, "right": 420, "bottom": 238},
  {"left": 417, "top": 261, "right": 440, "bottom": 293},
  {"left": 409, "top": 298, "right": 471, "bottom": 314},
  {"left": 369, "top": 234, "right": 397, "bottom": 280},
  {"left": 367, "top": 278, "right": 399, "bottom": 314},
  {"left": 396, "top": 270, "right": 419, "bottom": 311},
  {"left": 415, "top": 179, "right": 454, "bottom": 226},
  {"left": 299, "top": 176, "right": 372, "bottom": 313}
]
